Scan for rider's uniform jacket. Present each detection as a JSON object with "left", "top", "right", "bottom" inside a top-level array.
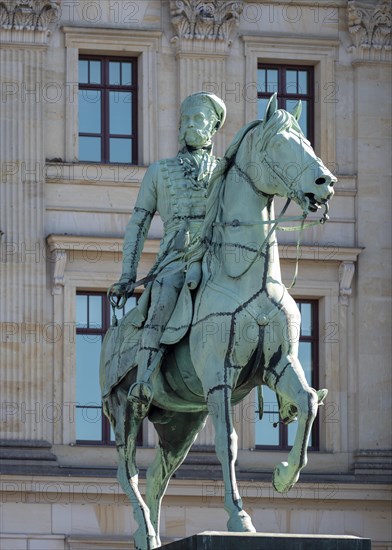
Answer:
[{"left": 121, "top": 148, "right": 219, "bottom": 282}]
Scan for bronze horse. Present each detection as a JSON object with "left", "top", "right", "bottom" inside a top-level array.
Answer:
[{"left": 100, "top": 94, "right": 336, "bottom": 549}]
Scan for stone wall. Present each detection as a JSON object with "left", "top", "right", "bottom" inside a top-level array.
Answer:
[{"left": 0, "top": 0, "right": 390, "bottom": 547}]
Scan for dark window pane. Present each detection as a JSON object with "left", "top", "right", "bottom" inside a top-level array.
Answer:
[
  {"left": 76, "top": 295, "right": 87, "bottom": 328},
  {"left": 79, "top": 90, "right": 101, "bottom": 133},
  {"left": 258, "top": 97, "right": 269, "bottom": 120},
  {"left": 257, "top": 69, "right": 266, "bottom": 93},
  {"left": 89, "top": 61, "right": 101, "bottom": 84},
  {"left": 298, "top": 341, "right": 312, "bottom": 382},
  {"left": 298, "top": 71, "right": 308, "bottom": 95},
  {"left": 110, "top": 138, "right": 132, "bottom": 163},
  {"left": 79, "top": 136, "right": 101, "bottom": 162},
  {"left": 122, "top": 63, "right": 132, "bottom": 85},
  {"left": 255, "top": 413, "right": 280, "bottom": 446},
  {"left": 300, "top": 302, "right": 312, "bottom": 336},
  {"left": 109, "top": 91, "right": 132, "bottom": 134},
  {"left": 286, "top": 70, "right": 298, "bottom": 94},
  {"left": 256, "top": 386, "right": 280, "bottom": 445},
  {"left": 110, "top": 425, "right": 116, "bottom": 442},
  {"left": 266, "top": 69, "right": 278, "bottom": 93},
  {"left": 79, "top": 60, "right": 89, "bottom": 84},
  {"left": 88, "top": 295, "right": 102, "bottom": 328},
  {"left": 76, "top": 335, "right": 102, "bottom": 403},
  {"left": 76, "top": 407, "right": 102, "bottom": 440},
  {"left": 109, "top": 61, "right": 121, "bottom": 85}
]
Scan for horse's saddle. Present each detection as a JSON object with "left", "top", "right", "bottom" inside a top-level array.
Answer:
[{"left": 100, "top": 279, "right": 194, "bottom": 399}]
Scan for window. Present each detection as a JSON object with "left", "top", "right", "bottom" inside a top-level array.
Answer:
[
  {"left": 258, "top": 64, "right": 314, "bottom": 144},
  {"left": 78, "top": 55, "right": 138, "bottom": 164},
  {"left": 75, "top": 291, "right": 136, "bottom": 444},
  {"left": 255, "top": 300, "right": 320, "bottom": 450}
]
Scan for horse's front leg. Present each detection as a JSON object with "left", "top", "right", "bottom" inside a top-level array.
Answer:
[
  {"left": 267, "top": 356, "right": 324, "bottom": 493},
  {"left": 204, "top": 364, "right": 256, "bottom": 533},
  {"left": 107, "top": 381, "right": 159, "bottom": 550}
]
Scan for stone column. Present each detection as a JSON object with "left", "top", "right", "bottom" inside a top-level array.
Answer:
[
  {"left": 338, "top": 261, "right": 355, "bottom": 454},
  {"left": 0, "top": 0, "right": 60, "bottom": 440},
  {"left": 347, "top": 0, "right": 392, "bottom": 457},
  {"left": 170, "top": 0, "right": 244, "bottom": 156}
]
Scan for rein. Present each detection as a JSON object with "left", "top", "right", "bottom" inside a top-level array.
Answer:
[
  {"left": 211, "top": 151, "right": 330, "bottom": 286},
  {"left": 213, "top": 195, "right": 329, "bottom": 288}
]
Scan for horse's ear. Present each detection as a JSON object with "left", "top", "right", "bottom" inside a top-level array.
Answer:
[
  {"left": 292, "top": 100, "right": 302, "bottom": 122},
  {"left": 264, "top": 93, "right": 278, "bottom": 124}
]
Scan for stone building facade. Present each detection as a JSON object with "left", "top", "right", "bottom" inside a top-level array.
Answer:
[{"left": 0, "top": 0, "right": 391, "bottom": 548}]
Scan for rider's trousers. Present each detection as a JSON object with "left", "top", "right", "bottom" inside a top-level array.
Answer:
[{"left": 136, "top": 261, "right": 184, "bottom": 385}]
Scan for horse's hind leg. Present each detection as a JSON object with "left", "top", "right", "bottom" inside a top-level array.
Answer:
[
  {"left": 107, "top": 380, "right": 159, "bottom": 550},
  {"left": 203, "top": 365, "right": 256, "bottom": 533},
  {"left": 145, "top": 410, "right": 208, "bottom": 542}
]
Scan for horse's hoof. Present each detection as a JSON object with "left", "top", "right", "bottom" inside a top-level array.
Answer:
[
  {"left": 134, "top": 529, "right": 160, "bottom": 550},
  {"left": 227, "top": 510, "right": 256, "bottom": 533},
  {"left": 272, "top": 461, "right": 300, "bottom": 493}
]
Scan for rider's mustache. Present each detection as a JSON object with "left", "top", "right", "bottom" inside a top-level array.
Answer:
[{"left": 181, "top": 127, "right": 211, "bottom": 143}]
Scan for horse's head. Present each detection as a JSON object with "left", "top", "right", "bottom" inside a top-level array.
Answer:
[{"left": 255, "top": 93, "right": 336, "bottom": 216}]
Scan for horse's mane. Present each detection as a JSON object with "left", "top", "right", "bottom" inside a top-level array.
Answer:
[{"left": 200, "top": 109, "right": 297, "bottom": 245}]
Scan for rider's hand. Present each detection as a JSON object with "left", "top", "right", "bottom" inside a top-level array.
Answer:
[{"left": 109, "top": 278, "right": 135, "bottom": 298}]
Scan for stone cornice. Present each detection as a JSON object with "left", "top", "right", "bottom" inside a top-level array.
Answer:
[
  {"left": 0, "top": 0, "right": 60, "bottom": 45},
  {"left": 347, "top": 0, "right": 391, "bottom": 62},
  {"left": 0, "top": 472, "right": 390, "bottom": 501},
  {"left": 170, "top": 0, "right": 244, "bottom": 53},
  {"left": 46, "top": 235, "right": 363, "bottom": 263}
]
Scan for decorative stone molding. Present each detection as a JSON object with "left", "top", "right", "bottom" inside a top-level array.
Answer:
[
  {"left": 0, "top": 0, "right": 60, "bottom": 44},
  {"left": 339, "top": 261, "right": 355, "bottom": 306},
  {"left": 170, "top": 0, "right": 243, "bottom": 48},
  {"left": 52, "top": 249, "right": 67, "bottom": 295},
  {"left": 348, "top": 0, "right": 391, "bottom": 61}
]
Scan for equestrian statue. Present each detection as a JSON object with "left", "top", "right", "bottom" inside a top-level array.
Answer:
[{"left": 100, "top": 92, "right": 336, "bottom": 550}]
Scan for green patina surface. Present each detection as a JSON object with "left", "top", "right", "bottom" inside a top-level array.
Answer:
[{"left": 100, "top": 93, "right": 337, "bottom": 550}]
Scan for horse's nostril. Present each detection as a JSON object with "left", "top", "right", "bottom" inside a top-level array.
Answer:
[{"left": 315, "top": 177, "right": 326, "bottom": 185}]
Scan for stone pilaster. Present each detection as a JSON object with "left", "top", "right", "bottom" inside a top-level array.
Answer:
[
  {"left": 170, "top": 0, "right": 244, "bottom": 155},
  {"left": 0, "top": 0, "right": 60, "bottom": 440},
  {"left": 347, "top": 0, "right": 391, "bottom": 62},
  {"left": 346, "top": 0, "right": 392, "bottom": 453}
]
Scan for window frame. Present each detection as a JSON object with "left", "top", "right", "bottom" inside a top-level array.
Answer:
[
  {"left": 255, "top": 299, "right": 320, "bottom": 452},
  {"left": 63, "top": 27, "right": 161, "bottom": 166},
  {"left": 257, "top": 63, "right": 315, "bottom": 144},
  {"left": 243, "top": 35, "right": 338, "bottom": 165},
  {"left": 78, "top": 54, "right": 138, "bottom": 165},
  {"left": 75, "top": 290, "right": 141, "bottom": 446},
  {"left": 75, "top": 291, "right": 113, "bottom": 445}
]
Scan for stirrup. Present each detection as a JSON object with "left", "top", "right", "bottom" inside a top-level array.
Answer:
[{"left": 127, "top": 381, "right": 153, "bottom": 408}]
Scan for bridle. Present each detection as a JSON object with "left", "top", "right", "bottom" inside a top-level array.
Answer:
[{"left": 212, "top": 128, "right": 330, "bottom": 284}]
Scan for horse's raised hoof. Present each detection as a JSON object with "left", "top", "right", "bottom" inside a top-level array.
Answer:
[
  {"left": 227, "top": 510, "right": 256, "bottom": 533},
  {"left": 272, "top": 461, "right": 300, "bottom": 493}
]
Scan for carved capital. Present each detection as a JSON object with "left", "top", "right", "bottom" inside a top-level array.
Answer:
[
  {"left": 339, "top": 261, "right": 355, "bottom": 306},
  {"left": 347, "top": 0, "right": 391, "bottom": 61},
  {"left": 52, "top": 249, "right": 67, "bottom": 295},
  {"left": 0, "top": 0, "right": 60, "bottom": 44},
  {"left": 170, "top": 0, "right": 243, "bottom": 50}
]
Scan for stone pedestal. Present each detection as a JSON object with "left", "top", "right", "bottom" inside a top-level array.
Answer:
[{"left": 163, "top": 532, "right": 372, "bottom": 550}]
